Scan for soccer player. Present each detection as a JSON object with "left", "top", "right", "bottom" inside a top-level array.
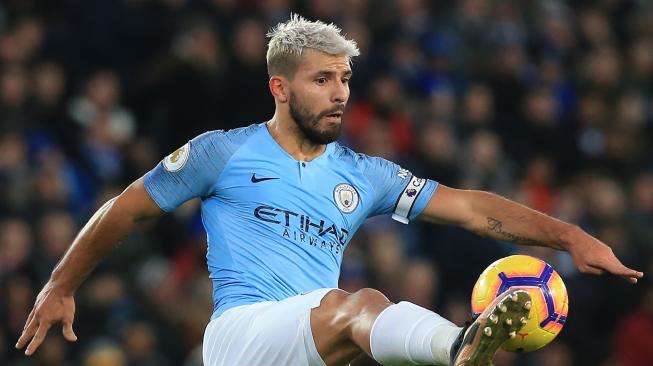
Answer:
[{"left": 17, "top": 15, "right": 643, "bottom": 366}]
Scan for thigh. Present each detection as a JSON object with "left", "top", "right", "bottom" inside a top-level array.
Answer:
[{"left": 203, "top": 289, "right": 334, "bottom": 366}]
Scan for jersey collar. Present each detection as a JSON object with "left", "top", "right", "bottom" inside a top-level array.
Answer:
[{"left": 260, "top": 122, "right": 334, "bottom": 164}]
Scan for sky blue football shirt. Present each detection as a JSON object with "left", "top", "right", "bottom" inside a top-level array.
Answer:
[{"left": 144, "top": 123, "right": 438, "bottom": 318}]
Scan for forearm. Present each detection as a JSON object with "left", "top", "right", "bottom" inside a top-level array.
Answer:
[
  {"left": 49, "top": 180, "right": 161, "bottom": 294},
  {"left": 463, "top": 191, "right": 577, "bottom": 250},
  {"left": 421, "top": 185, "right": 643, "bottom": 282}
]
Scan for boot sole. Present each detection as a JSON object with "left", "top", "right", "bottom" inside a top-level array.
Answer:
[{"left": 453, "top": 288, "right": 532, "bottom": 366}]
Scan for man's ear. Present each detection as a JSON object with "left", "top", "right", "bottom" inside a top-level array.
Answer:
[{"left": 269, "top": 76, "right": 288, "bottom": 103}]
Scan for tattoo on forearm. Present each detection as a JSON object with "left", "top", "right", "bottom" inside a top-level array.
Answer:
[{"left": 486, "top": 217, "right": 545, "bottom": 246}]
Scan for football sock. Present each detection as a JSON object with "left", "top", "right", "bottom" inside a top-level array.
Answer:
[{"left": 369, "top": 301, "right": 462, "bottom": 365}]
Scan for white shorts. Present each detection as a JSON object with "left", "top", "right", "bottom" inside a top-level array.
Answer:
[{"left": 202, "top": 288, "right": 335, "bottom": 366}]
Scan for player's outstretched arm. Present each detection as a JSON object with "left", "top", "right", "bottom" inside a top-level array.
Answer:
[
  {"left": 15, "top": 178, "right": 164, "bottom": 356},
  {"left": 417, "top": 184, "right": 644, "bottom": 284}
]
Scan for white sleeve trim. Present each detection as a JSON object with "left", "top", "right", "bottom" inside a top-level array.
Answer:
[{"left": 391, "top": 175, "right": 426, "bottom": 224}]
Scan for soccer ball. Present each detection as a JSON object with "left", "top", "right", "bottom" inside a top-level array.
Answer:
[{"left": 471, "top": 255, "right": 569, "bottom": 352}]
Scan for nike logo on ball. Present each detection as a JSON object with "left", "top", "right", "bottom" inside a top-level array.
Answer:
[{"left": 251, "top": 174, "right": 280, "bottom": 183}]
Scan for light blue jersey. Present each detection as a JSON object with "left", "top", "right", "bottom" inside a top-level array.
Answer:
[{"left": 144, "top": 123, "right": 438, "bottom": 319}]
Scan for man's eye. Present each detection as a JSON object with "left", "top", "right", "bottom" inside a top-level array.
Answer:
[
  {"left": 316, "top": 77, "right": 327, "bottom": 84},
  {"left": 342, "top": 78, "right": 350, "bottom": 84}
]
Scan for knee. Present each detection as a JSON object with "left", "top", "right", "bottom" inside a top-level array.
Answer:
[
  {"left": 322, "top": 288, "right": 391, "bottom": 321},
  {"left": 315, "top": 288, "right": 393, "bottom": 351},
  {"left": 320, "top": 289, "right": 351, "bottom": 309},
  {"left": 349, "top": 288, "right": 391, "bottom": 309}
]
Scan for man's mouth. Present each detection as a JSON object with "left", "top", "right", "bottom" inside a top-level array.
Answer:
[{"left": 324, "top": 112, "right": 343, "bottom": 119}]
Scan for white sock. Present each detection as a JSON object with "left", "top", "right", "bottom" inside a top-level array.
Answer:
[{"left": 369, "top": 301, "right": 462, "bottom": 366}]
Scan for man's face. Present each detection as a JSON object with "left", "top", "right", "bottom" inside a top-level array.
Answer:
[{"left": 287, "top": 49, "right": 352, "bottom": 144}]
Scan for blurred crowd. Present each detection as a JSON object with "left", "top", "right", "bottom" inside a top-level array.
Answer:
[{"left": 1, "top": 0, "right": 653, "bottom": 365}]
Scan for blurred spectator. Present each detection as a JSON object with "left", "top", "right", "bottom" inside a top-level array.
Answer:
[
  {"left": 458, "top": 83, "right": 495, "bottom": 137},
  {"left": 0, "top": 218, "right": 33, "bottom": 276},
  {"left": 0, "top": 65, "right": 31, "bottom": 132},
  {"left": 627, "top": 37, "right": 653, "bottom": 86},
  {"left": 307, "top": 0, "right": 342, "bottom": 22},
  {"left": 82, "top": 340, "right": 127, "bottom": 366},
  {"left": 414, "top": 121, "right": 460, "bottom": 186},
  {"left": 581, "top": 47, "right": 622, "bottom": 93},
  {"left": 222, "top": 18, "right": 272, "bottom": 127},
  {"left": 630, "top": 173, "right": 653, "bottom": 226},
  {"left": 0, "top": 17, "right": 44, "bottom": 65},
  {"left": 68, "top": 70, "right": 136, "bottom": 182},
  {"left": 345, "top": 74, "right": 414, "bottom": 159},
  {"left": 530, "top": 341, "right": 573, "bottom": 366},
  {"left": 34, "top": 335, "right": 73, "bottom": 366},
  {"left": 121, "top": 322, "right": 169, "bottom": 366},
  {"left": 3, "top": 276, "right": 35, "bottom": 341},
  {"left": 516, "top": 155, "right": 558, "bottom": 214},
  {"left": 260, "top": 0, "right": 291, "bottom": 27},
  {"left": 398, "top": 259, "right": 439, "bottom": 308},
  {"left": 33, "top": 210, "right": 76, "bottom": 281},
  {"left": 393, "top": 0, "right": 430, "bottom": 39},
  {"left": 459, "top": 130, "right": 514, "bottom": 195},
  {"left": 366, "top": 227, "right": 406, "bottom": 299},
  {"left": 614, "top": 284, "right": 653, "bottom": 366},
  {"left": 340, "top": 243, "right": 369, "bottom": 293},
  {"left": 32, "top": 62, "right": 66, "bottom": 113},
  {"left": 578, "top": 7, "right": 614, "bottom": 48},
  {"left": 69, "top": 71, "right": 135, "bottom": 142},
  {"left": 141, "top": 17, "right": 226, "bottom": 148},
  {"left": 0, "top": 132, "right": 31, "bottom": 212},
  {"left": 428, "top": 84, "right": 456, "bottom": 121}
]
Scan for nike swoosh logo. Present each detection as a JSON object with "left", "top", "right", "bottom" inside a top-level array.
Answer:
[{"left": 251, "top": 174, "right": 280, "bottom": 183}]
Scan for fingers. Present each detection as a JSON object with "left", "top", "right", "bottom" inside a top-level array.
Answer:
[
  {"left": 16, "top": 312, "right": 78, "bottom": 355},
  {"left": 62, "top": 316, "right": 77, "bottom": 342},
  {"left": 586, "top": 262, "right": 644, "bottom": 284},
  {"left": 15, "top": 311, "right": 37, "bottom": 350},
  {"left": 22, "top": 309, "right": 35, "bottom": 331},
  {"left": 621, "top": 268, "right": 644, "bottom": 280},
  {"left": 24, "top": 321, "right": 52, "bottom": 356},
  {"left": 625, "top": 276, "right": 638, "bottom": 284},
  {"left": 620, "top": 269, "right": 644, "bottom": 284},
  {"left": 581, "top": 264, "right": 604, "bottom": 275},
  {"left": 593, "top": 259, "right": 644, "bottom": 284},
  {"left": 601, "top": 257, "right": 644, "bottom": 280}
]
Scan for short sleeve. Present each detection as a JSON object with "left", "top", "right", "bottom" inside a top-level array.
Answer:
[
  {"left": 143, "top": 131, "right": 230, "bottom": 212},
  {"left": 361, "top": 155, "right": 438, "bottom": 223}
]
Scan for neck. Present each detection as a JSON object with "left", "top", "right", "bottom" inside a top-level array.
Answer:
[{"left": 266, "top": 112, "right": 326, "bottom": 161}]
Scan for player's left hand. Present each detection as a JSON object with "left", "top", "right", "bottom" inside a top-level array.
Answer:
[{"left": 565, "top": 226, "right": 644, "bottom": 284}]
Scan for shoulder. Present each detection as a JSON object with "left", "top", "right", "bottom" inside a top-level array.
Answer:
[
  {"left": 332, "top": 143, "right": 372, "bottom": 166},
  {"left": 164, "top": 123, "right": 262, "bottom": 170},
  {"left": 332, "top": 143, "right": 359, "bottom": 162},
  {"left": 332, "top": 143, "right": 399, "bottom": 174},
  {"left": 195, "top": 123, "right": 263, "bottom": 146},
  {"left": 188, "top": 123, "right": 263, "bottom": 159}
]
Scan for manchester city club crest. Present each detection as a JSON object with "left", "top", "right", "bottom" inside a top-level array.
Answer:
[{"left": 333, "top": 183, "right": 359, "bottom": 213}]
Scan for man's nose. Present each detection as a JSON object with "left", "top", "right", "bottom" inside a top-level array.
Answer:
[{"left": 332, "top": 80, "right": 348, "bottom": 103}]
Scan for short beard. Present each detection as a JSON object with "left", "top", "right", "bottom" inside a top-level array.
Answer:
[{"left": 288, "top": 91, "right": 343, "bottom": 144}]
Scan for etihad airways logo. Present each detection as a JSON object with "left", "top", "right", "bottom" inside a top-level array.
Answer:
[{"left": 254, "top": 205, "right": 349, "bottom": 255}]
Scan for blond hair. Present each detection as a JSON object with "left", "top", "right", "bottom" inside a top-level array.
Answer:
[{"left": 266, "top": 14, "right": 360, "bottom": 78}]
